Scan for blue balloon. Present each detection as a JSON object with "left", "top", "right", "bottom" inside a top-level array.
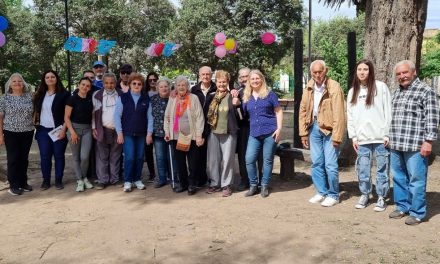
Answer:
[{"left": 0, "top": 16, "right": 9, "bottom": 31}]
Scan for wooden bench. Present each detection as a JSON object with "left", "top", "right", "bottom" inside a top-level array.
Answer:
[
  {"left": 278, "top": 99, "right": 294, "bottom": 110},
  {"left": 275, "top": 142, "right": 311, "bottom": 179}
]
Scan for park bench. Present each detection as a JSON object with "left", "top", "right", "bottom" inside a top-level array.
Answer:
[{"left": 275, "top": 142, "right": 311, "bottom": 179}]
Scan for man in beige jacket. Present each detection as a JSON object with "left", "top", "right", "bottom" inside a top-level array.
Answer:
[{"left": 299, "top": 60, "right": 346, "bottom": 207}]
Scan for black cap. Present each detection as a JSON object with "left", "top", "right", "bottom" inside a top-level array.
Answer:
[{"left": 119, "top": 64, "right": 133, "bottom": 72}]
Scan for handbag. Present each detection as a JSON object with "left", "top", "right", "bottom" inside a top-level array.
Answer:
[{"left": 176, "top": 132, "right": 192, "bottom": 152}]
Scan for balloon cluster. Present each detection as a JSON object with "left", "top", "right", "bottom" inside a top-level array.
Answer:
[
  {"left": 0, "top": 16, "right": 9, "bottom": 48},
  {"left": 64, "top": 36, "right": 116, "bottom": 55},
  {"left": 145, "top": 42, "right": 182, "bottom": 57},
  {"left": 213, "top": 32, "right": 237, "bottom": 58}
]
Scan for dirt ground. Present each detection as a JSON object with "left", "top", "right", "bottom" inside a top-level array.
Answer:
[{"left": 1, "top": 112, "right": 439, "bottom": 264}]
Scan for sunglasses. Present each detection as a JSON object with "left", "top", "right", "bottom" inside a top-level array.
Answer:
[
  {"left": 120, "top": 71, "right": 132, "bottom": 75},
  {"left": 148, "top": 78, "right": 158, "bottom": 82}
]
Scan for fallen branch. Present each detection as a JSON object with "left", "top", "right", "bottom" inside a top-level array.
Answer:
[
  {"left": 54, "top": 219, "right": 97, "bottom": 224},
  {"left": 39, "top": 242, "right": 54, "bottom": 259}
]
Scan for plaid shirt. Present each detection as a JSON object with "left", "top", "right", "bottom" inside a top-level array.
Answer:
[{"left": 390, "top": 78, "right": 439, "bottom": 152}]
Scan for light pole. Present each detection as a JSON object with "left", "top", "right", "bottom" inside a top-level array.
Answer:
[
  {"left": 308, "top": 0, "right": 312, "bottom": 73},
  {"left": 64, "top": 0, "right": 72, "bottom": 91}
]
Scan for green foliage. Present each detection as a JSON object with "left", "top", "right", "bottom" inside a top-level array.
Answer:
[
  {"left": 312, "top": 14, "right": 365, "bottom": 93},
  {"left": 168, "top": 0, "right": 303, "bottom": 83},
  {"left": 420, "top": 49, "right": 440, "bottom": 79}
]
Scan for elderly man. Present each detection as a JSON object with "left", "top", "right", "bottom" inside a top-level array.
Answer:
[
  {"left": 190, "top": 66, "right": 217, "bottom": 187},
  {"left": 299, "top": 60, "right": 346, "bottom": 207},
  {"left": 388, "top": 60, "right": 439, "bottom": 225},
  {"left": 92, "top": 61, "right": 107, "bottom": 89},
  {"left": 116, "top": 64, "right": 133, "bottom": 93},
  {"left": 92, "top": 73, "right": 123, "bottom": 189}
]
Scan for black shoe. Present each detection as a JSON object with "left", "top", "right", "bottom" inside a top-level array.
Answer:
[
  {"left": 55, "top": 181, "right": 64, "bottom": 190},
  {"left": 245, "top": 186, "right": 258, "bottom": 197},
  {"left": 261, "top": 186, "right": 269, "bottom": 198},
  {"left": 40, "top": 181, "right": 51, "bottom": 191},
  {"left": 8, "top": 188, "right": 23, "bottom": 196},
  {"left": 174, "top": 186, "right": 187, "bottom": 193},
  {"left": 187, "top": 187, "right": 197, "bottom": 195},
  {"left": 237, "top": 181, "right": 249, "bottom": 192},
  {"left": 21, "top": 184, "right": 33, "bottom": 192},
  {"left": 95, "top": 182, "right": 106, "bottom": 190},
  {"left": 154, "top": 182, "right": 167, "bottom": 188}
]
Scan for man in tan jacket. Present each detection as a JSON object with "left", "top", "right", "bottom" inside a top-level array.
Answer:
[{"left": 299, "top": 60, "right": 346, "bottom": 207}]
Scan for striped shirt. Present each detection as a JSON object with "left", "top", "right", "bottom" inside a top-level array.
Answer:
[{"left": 390, "top": 78, "right": 439, "bottom": 152}]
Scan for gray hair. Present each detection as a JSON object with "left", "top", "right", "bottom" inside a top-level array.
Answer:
[
  {"left": 5, "top": 73, "right": 29, "bottom": 93},
  {"left": 238, "top": 67, "right": 251, "bottom": 76},
  {"left": 157, "top": 78, "right": 171, "bottom": 89},
  {"left": 394, "top": 60, "right": 416, "bottom": 72},
  {"left": 102, "top": 72, "right": 117, "bottom": 82},
  {"left": 310, "top": 60, "right": 326, "bottom": 71},
  {"left": 174, "top": 75, "right": 190, "bottom": 89},
  {"left": 199, "top": 66, "right": 212, "bottom": 74}
]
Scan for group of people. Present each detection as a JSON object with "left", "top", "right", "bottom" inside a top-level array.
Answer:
[
  {"left": 0, "top": 58, "right": 438, "bottom": 225},
  {"left": 0, "top": 63, "right": 283, "bottom": 199},
  {"left": 300, "top": 59, "right": 438, "bottom": 225}
]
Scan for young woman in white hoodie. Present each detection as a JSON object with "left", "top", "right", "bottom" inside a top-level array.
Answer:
[{"left": 347, "top": 59, "right": 392, "bottom": 212}]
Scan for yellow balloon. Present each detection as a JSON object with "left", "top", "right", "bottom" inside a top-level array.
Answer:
[{"left": 224, "top": 38, "right": 235, "bottom": 51}]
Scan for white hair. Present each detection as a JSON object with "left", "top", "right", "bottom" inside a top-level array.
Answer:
[
  {"left": 199, "top": 66, "right": 212, "bottom": 74},
  {"left": 310, "top": 60, "right": 326, "bottom": 71},
  {"left": 394, "top": 60, "right": 416, "bottom": 72},
  {"left": 174, "top": 75, "right": 190, "bottom": 89},
  {"left": 5, "top": 73, "right": 29, "bottom": 93}
]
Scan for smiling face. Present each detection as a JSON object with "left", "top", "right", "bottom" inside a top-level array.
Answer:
[
  {"left": 238, "top": 69, "right": 250, "bottom": 86},
  {"left": 157, "top": 81, "right": 170, "bottom": 98},
  {"left": 199, "top": 67, "right": 212, "bottom": 86},
  {"left": 216, "top": 77, "right": 228, "bottom": 92},
  {"left": 103, "top": 76, "right": 116, "bottom": 91},
  {"left": 78, "top": 79, "right": 91, "bottom": 95},
  {"left": 45, "top": 72, "right": 57, "bottom": 88},
  {"left": 176, "top": 80, "right": 189, "bottom": 96},
  {"left": 249, "top": 73, "right": 262, "bottom": 91},
  {"left": 10, "top": 76, "right": 24, "bottom": 94},
  {"left": 130, "top": 78, "right": 143, "bottom": 93},
  {"left": 356, "top": 63, "right": 370, "bottom": 85},
  {"left": 395, "top": 63, "right": 417, "bottom": 89},
  {"left": 93, "top": 65, "right": 106, "bottom": 79}
]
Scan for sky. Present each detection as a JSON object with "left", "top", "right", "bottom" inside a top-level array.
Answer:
[{"left": 22, "top": 0, "right": 440, "bottom": 29}]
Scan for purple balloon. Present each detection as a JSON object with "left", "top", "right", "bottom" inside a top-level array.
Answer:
[
  {"left": 0, "top": 32, "right": 6, "bottom": 47},
  {"left": 0, "top": 16, "right": 8, "bottom": 31}
]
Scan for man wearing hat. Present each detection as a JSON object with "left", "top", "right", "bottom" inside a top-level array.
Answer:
[
  {"left": 92, "top": 61, "right": 107, "bottom": 89},
  {"left": 116, "top": 64, "right": 133, "bottom": 93}
]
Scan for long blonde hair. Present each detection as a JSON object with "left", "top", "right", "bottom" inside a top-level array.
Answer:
[{"left": 243, "top": 69, "right": 269, "bottom": 103}]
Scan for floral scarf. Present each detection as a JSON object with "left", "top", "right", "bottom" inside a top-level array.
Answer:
[{"left": 207, "top": 90, "right": 227, "bottom": 129}]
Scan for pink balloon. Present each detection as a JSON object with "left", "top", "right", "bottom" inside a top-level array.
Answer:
[
  {"left": 214, "top": 32, "right": 226, "bottom": 45},
  {"left": 261, "top": 32, "right": 276, "bottom": 45},
  {"left": 0, "top": 32, "right": 6, "bottom": 47},
  {"left": 213, "top": 38, "right": 221, "bottom": 46},
  {"left": 215, "top": 45, "right": 227, "bottom": 58}
]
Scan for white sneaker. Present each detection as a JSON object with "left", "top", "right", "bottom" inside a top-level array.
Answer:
[
  {"left": 123, "top": 182, "right": 132, "bottom": 192},
  {"left": 309, "top": 194, "right": 325, "bottom": 204},
  {"left": 134, "top": 180, "right": 146, "bottom": 190},
  {"left": 373, "top": 197, "right": 387, "bottom": 212},
  {"left": 355, "top": 195, "right": 369, "bottom": 209},
  {"left": 83, "top": 178, "right": 94, "bottom": 189},
  {"left": 321, "top": 197, "right": 339, "bottom": 207}
]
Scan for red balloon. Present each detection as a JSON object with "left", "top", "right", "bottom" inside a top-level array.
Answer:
[
  {"left": 154, "top": 42, "right": 165, "bottom": 56},
  {"left": 261, "top": 32, "right": 276, "bottom": 45}
]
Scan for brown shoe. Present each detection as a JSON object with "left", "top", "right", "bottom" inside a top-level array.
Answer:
[
  {"left": 222, "top": 186, "right": 232, "bottom": 197},
  {"left": 206, "top": 186, "right": 221, "bottom": 194}
]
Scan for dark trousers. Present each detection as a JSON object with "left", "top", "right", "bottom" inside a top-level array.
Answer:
[
  {"left": 4, "top": 130, "right": 34, "bottom": 189},
  {"left": 144, "top": 143, "right": 156, "bottom": 177},
  {"left": 35, "top": 126, "right": 68, "bottom": 183},
  {"left": 172, "top": 140, "right": 198, "bottom": 189},
  {"left": 95, "top": 128, "right": 123, "bottom": 184},
  {"left": 190, "top": 139, "right": 208, "bottom": 186},
  {"left": 86, "top": 138, "right": 96, "bottom": 179},
  {"left": 237, "top": 125, "right": 263, "bottom": 186}
]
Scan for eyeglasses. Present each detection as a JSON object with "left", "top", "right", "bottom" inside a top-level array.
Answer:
[
  {"left": 148, "top": 78, "right": 158, "bottom": 82},
  {"left": 131, "top": 82, "right": 143, "bottom": 86},
  {"left": 120, "top": 71, "right": 132, "bottom": 75}
]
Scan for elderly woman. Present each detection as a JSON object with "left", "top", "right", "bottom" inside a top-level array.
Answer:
[
  {"left": 147, "top": 78, "right": 179, "bottom": 189},
  {"left": 242, "top": 69, "right": 283, "bottom": 198},
  {"left": 114, "top": 73, "right": 150, "bottom": 193},
  {"left": 65, "top": 77, "right": 95, "bottom": 192},
  {"left": 33, "top": 70, "right": 70, "bottom": 190},
  {"left": 0, "top": 73, "right": 35, "bottom": 195},
  {"left": 164, "top": 75, "right": 204, "bottom": 195},
  {"left": 205, "top": 70, "right": 238, "bottom": 197}
]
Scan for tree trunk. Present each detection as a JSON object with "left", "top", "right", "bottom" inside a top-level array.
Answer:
[{"left": 364, "top": 0, "right": 427, "bottom": 88}]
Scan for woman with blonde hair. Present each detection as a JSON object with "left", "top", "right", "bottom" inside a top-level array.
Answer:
[
  {"left": 0, "top": 73, "right": 35, "bottom": 195},
  {"left": 242, "top": 70, "right": 283, "bottom": 198},
  {"left": 205, "top": 70, "right": 239, "bottom": 197}
]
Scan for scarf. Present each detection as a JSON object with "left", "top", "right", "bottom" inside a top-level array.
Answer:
[
  {"left": 207, "top": 90, "right": 227, "bottom": 129},
  {"left": 173, "top": 92, "right": 191, "bottom": 132}
]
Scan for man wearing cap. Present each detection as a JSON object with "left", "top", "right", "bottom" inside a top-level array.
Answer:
[
  {"left": 116, "top": 64, "right": 133, "bottom": 93},
  {"left": 92, "top": 61, "right": 107, "bottom": 89}
]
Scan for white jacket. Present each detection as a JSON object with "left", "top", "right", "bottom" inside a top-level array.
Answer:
[{"left": 347, "top": 80, "right": 391, "bottom": 145}]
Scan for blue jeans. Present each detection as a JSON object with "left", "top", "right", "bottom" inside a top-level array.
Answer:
[
  {"left": 123, "top": 135, "right": 145, "bottom": 183},
  {"left": 35, "top": 126, "right": 68, "bottom": 182},
  {"left": 245, "top": 133, "right": 277, "bottom": 187},
  {"left": 356, "top": 143, "right": 390, "bottom": 197},
  {"left": 310, "top": 122, "right": 340, "bottom": 200},
  {"left": 153, "top": 136, "right": 179, "bottom": 185},
  {"left": 391, "top": 150, "right": 428, "bottom": 219}
]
